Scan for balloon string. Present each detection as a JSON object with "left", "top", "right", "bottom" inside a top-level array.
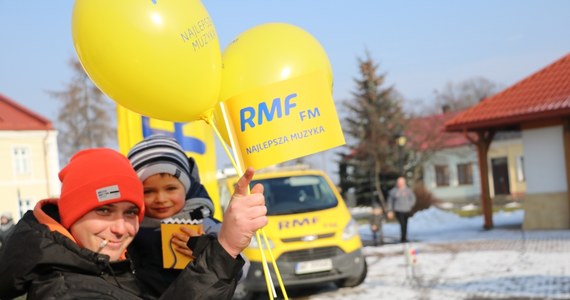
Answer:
[
  {"left": 207, "top": 115, "right": 239, "bottom": 174},
  {"left": 215, "top": 104, "right": 287, "bottom": 299},
  {"left": 257, "top": 230, "right": 277, "bottom": 299},
  {"left": 262, "top": 227, "right": 288, "bottom": 299},
  {"left": 202, "top": 107, "right": 286, "bottom": 299},
  {"left": 208, "top": 121, "right": 276, "bottom": 299},
  {"left": 204, "top": 111, "right": 276, "bottom": 297},
  {"left": 208, "top": 106, "right": 276, "bottom": 299}
]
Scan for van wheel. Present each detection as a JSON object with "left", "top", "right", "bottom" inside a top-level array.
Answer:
[
  {"left": 335, "top": 259, "right": 367, "bottom": 288},
  {"left": 232, "top": 282, "right": 255, "bottom": 300}
]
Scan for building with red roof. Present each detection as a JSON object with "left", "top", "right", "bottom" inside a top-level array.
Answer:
[
  {"left": 446, "top": 53, "right": 570, "bottom": 230},
  {"left": 409, "top": 109, "right": 524, "bottom": 208},
  {"left": 0, "top": 93, "right": 60, "bottom": 222}
]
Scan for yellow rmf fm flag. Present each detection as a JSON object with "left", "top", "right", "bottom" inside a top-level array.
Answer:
[
  {"left": 117, "top": 106, "right": 222, "bottom": 220},
  {"left": 223, "top": 70, "right": 345, "bottom": 170}
]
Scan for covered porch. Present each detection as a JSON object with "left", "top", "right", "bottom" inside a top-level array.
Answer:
[{"left": 445, "top": 53, "right": 570, "bottom": 230}]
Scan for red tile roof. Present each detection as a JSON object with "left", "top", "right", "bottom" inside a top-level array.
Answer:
[
  {"left": 446, "top": 53, "right": 570, "bottom": 132},
  {"left": 407, "top": 110, "right": 470, "bottom": 150},
  {"left": 0, "top": 93, "right": 53, "bottom": 130}
]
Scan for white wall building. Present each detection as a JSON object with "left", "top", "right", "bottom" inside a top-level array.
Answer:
[{"left": 0, "top": 94, "right": 60, "bottom": 222}]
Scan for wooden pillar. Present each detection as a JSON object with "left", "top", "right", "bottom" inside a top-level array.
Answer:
[
  {"left": 476, "top": 133, "right": 493, "bottom": 230},
  {"left": 465, "top": 129, "right": 495, "bottom": 230},
  {"left": 563, "top": 120, "right": 570, "bottom": 227}
]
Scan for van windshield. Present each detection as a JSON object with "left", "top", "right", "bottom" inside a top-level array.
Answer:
[{"left": 251, "top": 175, "right": 338, "bottom": 215}]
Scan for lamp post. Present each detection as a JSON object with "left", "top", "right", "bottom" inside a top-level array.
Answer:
[{"left": 397, "top": 135, "right": 407, "bottom": 175}]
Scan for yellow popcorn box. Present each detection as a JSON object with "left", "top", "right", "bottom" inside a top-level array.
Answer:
[{"left": 160, "top": 218, "right": 204, "bottom": 269}]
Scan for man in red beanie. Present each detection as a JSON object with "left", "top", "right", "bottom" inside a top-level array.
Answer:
[
  {"left": 57, "top": 148, "right": 147, "bottom": 261},
  {"left": 0, "top": 148, "right": 267, "bottom": 300}
]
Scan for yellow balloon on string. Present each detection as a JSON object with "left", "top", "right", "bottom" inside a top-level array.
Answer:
[
  {"left": 72, "top": 0, "right": 222, "bottom": 122},
  {"left": 219, "top": 22, "right": 333, "bottom": 103}
]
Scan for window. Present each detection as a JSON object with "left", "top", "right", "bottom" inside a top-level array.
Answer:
[
  {"left": 435, "top": 165, "right": 449, "bottom": 186},
  {"left": 19, "top": 197, "right": 32, "bottom": 218},
  {"left": 457, "top": 163, "right": 474, "bottom": 185},
  {"left": 251, "top": 175, "right": 338, "bottom": 215},
  {"left": 516, "top": 155, "right": 525, "bottom": 182},
  {"left": 13, "top": 146, "right": 31, "bottom": 175}
]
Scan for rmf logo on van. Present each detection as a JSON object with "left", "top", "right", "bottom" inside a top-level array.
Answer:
[
  {"left": 278, "top": 216, "right": 318, "bottom": 230},
  {"left": 239, "top": 92, "right": 321, "bottom": 132}
]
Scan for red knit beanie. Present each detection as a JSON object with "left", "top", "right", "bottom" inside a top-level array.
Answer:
[{"left": 58, "top": 148, "right": 145, "bottom": 228}]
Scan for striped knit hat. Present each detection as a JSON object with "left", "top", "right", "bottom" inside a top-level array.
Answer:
[{"left": 127, "top": 135, "right": 191, "bottom": 194}]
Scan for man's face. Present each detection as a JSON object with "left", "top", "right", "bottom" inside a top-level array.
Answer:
[
  {"left": 397, "top": 177, "right": 406, "bottom": 188},
  {"left": 142, "top": 173, "right": 186, "bottom": 219},
  {"left": 1, "top": 216, "right": 8, "bottom": 225},
  {"left": 70, "top": 201, "right": 140, "bottom": 261}
]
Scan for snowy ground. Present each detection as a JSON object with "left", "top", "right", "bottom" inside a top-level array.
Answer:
[{"left": 273, "top": 207, "right": 570, "bottom": 300}]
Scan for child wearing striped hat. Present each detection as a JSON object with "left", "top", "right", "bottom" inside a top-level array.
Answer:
[{"left": 127, "top": 134, "right": 222, "bottom": 296}]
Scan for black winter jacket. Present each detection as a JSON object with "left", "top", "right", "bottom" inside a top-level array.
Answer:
[
  {"left": 0, "top": 199, "right": 243, "bottom": 300},
  {"left": 128, "top": 156, "right": 224, "bottom": 297}
]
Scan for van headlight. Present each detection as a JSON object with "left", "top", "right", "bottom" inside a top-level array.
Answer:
[
  {"left": 342, "top": 219, "right": 359, "bottom": 240},
  {"left": 248, "top": 236, "right": 275, "bottom": 249}
]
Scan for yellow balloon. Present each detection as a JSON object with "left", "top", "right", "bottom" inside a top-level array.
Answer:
[
  {"left": 72, "top": 0, "right": 221, "bottom": 122},
  {"left": 219, "top": 23, "right": 333, "bottom": 102}
]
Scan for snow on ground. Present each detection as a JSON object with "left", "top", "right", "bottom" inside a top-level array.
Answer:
[
  {"left": 360, "top": 206, "right": 529, "bottom": 243},
  {"left": 299, "top": 207, "right": 570, "bottom": 300}
]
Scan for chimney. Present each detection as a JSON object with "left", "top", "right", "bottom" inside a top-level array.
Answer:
[{"left": 441, "top": 104, "right": 451, "bottom": 113}]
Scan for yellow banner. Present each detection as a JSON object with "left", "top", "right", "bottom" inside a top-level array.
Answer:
[
  {"left": 223, "top": 71, "right": 345, "bottom": 170},
  {"left": 117, "top": 106, "right": 222, "bottom": 219}
]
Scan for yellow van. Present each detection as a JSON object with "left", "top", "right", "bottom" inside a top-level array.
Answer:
[{"left": 218, "top": 166, "right": 367, "bottom": 299}]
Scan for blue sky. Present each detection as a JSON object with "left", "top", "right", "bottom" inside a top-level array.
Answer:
[
  {"left": 2, "top": 0, "right": 570, "bottom": 118},
  {"left": 1, "top": 0, "right": 569, "bottom": 172}
]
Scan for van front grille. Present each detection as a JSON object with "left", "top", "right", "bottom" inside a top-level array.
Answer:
[
  {"left": 278, "top": 246, "right": 344, "bottom": 263},
  {"left": 281, "top": 232, "right": 335, "bottom": 243}
]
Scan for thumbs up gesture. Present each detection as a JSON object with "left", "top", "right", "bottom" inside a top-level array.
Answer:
[{"left": 218, "top": 167, "right": 268, "bottom": 258}]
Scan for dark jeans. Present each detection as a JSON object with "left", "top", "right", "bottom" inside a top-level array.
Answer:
[{"left": 395, "top": 211, "right": 411, "bottom": 242}]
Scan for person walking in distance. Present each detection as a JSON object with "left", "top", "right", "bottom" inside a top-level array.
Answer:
[
  {"left": 387, "top": 177, "right": 416, "bottom": 243},
  {"left": 369, "top": 207, "right": 383, "bottom": 246},
  {"left": 0, "top": 212, "right": 15, "bottom": 249}
]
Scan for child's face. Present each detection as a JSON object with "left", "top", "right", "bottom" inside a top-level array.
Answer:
[{"left": 142, "top": 173, "right": 186, "bottom": 219}]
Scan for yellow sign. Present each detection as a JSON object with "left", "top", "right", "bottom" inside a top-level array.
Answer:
[
  {"left": 223, "top": 71, "right": 345, "bottom": 170},
  {"left": 117, "top": 106, "right": 222, "bottom": 219}
]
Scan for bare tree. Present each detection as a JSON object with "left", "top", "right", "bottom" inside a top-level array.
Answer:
[
  {"left": 48, "top": 59, "right": 116, "bottom": 164},
  {"left": 434, "top": 77, "right": 502, "bottom": 112},
  {"left": 406, "top": 77, "right": 501, "bottom": 183}
]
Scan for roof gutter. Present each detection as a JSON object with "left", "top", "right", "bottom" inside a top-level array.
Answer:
[{"left": 445, "top": 107, "right": 570, "bottom": 132}]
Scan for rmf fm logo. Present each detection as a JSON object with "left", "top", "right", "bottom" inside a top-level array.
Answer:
[
  {"left": 278, "top": 216, "right": 318, "bottom": 230},
  {"left": 239, "top": 92, "right": 321, "bottom": 132}
]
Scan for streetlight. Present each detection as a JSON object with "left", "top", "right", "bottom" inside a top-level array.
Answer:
[{"left": 397, "top": 135, "right": 407, "bottom": 175}]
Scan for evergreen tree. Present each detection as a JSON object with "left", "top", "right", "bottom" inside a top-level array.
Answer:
[
  {"left": 48, "top": 59, "right": 116, "bottom": 164},
  {"left": 340, "top": 52, "right": 407, "bottom": 209}
]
